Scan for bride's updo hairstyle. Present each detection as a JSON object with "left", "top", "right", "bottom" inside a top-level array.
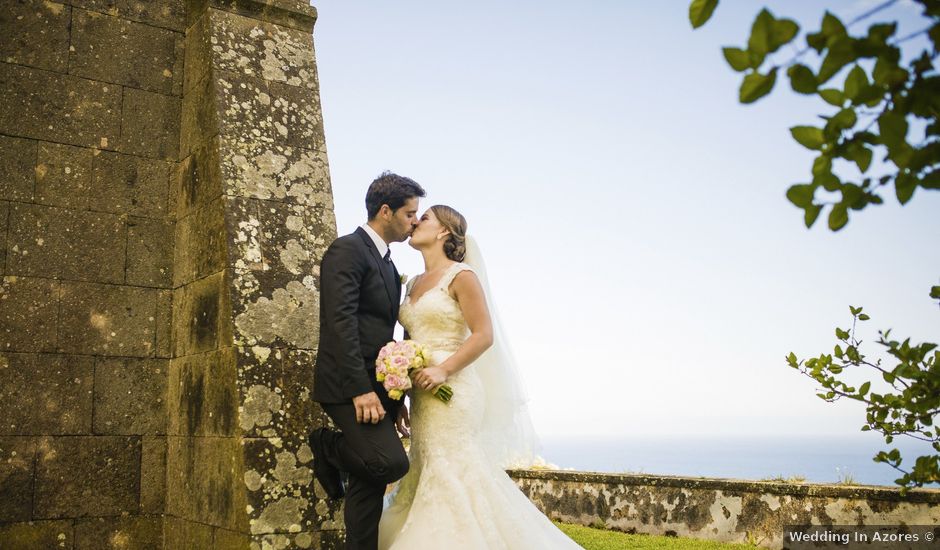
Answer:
[{"left": 430, "top": 205, "right": 468, "bottom": 262}]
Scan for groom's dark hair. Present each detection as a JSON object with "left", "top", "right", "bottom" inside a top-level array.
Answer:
[{"left": 366, "top": 171, "right": 426, "bottom": 219}]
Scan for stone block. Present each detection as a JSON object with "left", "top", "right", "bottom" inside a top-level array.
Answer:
[
  {"left": 91, "top": 150, "right": 173, "bottom": 217},
  {"left": 6, "top": 203, "right": 126, "bottom": 283},
  {"left": 241, "top": 435, "right": 323, "bottom": 536},
  {"left": 224, "top": 196, "right": 264, "bottom": 274},
  {"left": 118, "top": 87, "right": 181, "bottom": 160},
  {"left": 70, "top": 7, "right": 183, "bottom": 95},
  {"left": 180, "top": 72, "right": 219, "bottom": 158},
  {"left": 183, "top": 9, "right": 211, "bottom": 93},
  {"left": 0, "top": 62, "right": 122, "bottom": 149},
  {"left": 167, "top": 347, "right": 237, "bottom": 437},
  {"left": 93, "top": 357, "right": 168, "bottom": 435},
  {"left": 140, "top": 436, "right": 166, "bottom": 514},
  {"left": 166, "top": 435, "right": 247, "bottom": 531},
  {"left": 164, "top": 516, "right": 213, "bottom": 550},
  {"left": 220, "top": 136, "right": 332, "bottom": 208},
  {"left": 74, "top": 515, "right": 164, "bottom": 549},
  {"left": 0, "top": 352, "right": 94, "bottom": 435},
  {"left": 214, "top": 528, "right": 250, "bottom": 549},
  {"left": 0, "top": 0, "right": 71, "bottom": 73},
  {"left": 0, "top": 202, "right": 8, "bottom": 276},
  {"left": 236, "top": 347, "right": 324, "bottom": 439},
  {"left": 0, "top": 134, "right": 37, "bottom": 202},
  {"left": 258, "top": 199, "right": 333, "bottom": 278},
  {"left": 211, "top": 9, "right": 318, "bottom": 89},
  {"left": 215, "top": 70, "right": 323, "bottom": 150},
  {"left": 191, "top": 0, "right": 317, "bottom": 33},
  {"left": 0, "top": 437, "right": 37, "bottom": 522},
  {"left": 33, "top": 435, "right": 141, "bottom": 518},
  {"left": 155, "top": 289, "right": 172, "bottom": 358},
  {"left": 0, "top": 276, "right": 60, "bottom": 353},
  {"left": 0, "top": 520, "right": 73, "bottom": 550},
  {"left": 171, "top": 270, "right": 232, "bottom": 357},
  {"left": 34, "top": 142, "right": 94, "bottom": 209},
  {"left": 173, "top": 197, "right": 228, "bottom": 287},
  {"left": 230, "top": 267, "right": 319, "bottom": 350},
  {"left": 176, "top": 137, "right": 223, "bottom": 219},
  {"left": 57, "top": 281, "right": 157, "bottom": 356},
  {"left": 127, "top": 217, "right": 174, "bottom": 288},
  {"left": 67, "top": 0, "right": 186, "bottom": 32}
]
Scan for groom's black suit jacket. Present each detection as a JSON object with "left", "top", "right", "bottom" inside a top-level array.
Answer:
[{"left": 314, "top": 227, "right": 402, "bottom": 404}]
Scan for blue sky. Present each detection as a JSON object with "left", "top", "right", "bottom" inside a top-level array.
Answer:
[{"left": 311, "top": 0, "right": 939, "bottom": 438}]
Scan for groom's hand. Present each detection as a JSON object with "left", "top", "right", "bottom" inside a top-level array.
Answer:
[
  {"left": 352, "top": 391, "right": 386, "bottom": 424},
  {"left": 395, "top": 403, "right": 411, "bottom": 437}
]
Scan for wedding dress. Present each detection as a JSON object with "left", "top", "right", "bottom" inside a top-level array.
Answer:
[{"left": 377, "top": 261, "right": 583, "bottom": 549}]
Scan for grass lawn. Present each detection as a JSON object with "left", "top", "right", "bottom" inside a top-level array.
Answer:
[{"left": 556, "top": 522, "right": 756, "bottom": 549}]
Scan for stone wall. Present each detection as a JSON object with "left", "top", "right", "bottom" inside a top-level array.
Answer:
[
  {"left": 0, "top": 1, "right": 339, "bottom": 548},
  {"left": 508, "top": 469, "right": 940, "bottom": 549}
]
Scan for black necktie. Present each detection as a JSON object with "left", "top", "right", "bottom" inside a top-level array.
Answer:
[{"left": 383, "top": 248, "right": 391, "bottom": 263}]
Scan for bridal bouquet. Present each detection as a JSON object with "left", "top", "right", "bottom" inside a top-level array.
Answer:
[{"left": 376, "top": 340, "right": 453, "bottom": 403}]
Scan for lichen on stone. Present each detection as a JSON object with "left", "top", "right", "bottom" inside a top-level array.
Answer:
[
  {"left": 234, "top": 280, "right": 319, "bottom": 348},
  {"left": 239, "top": 384, "right": 282, "bottom": 431}
]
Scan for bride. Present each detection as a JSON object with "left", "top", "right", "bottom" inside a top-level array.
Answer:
[{"left": 377, "top": 205, "right": 583, "bottom": 549}]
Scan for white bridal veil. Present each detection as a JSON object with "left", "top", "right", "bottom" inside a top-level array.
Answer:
[{"left": 463, "top": 236, "right": 542, "bottom": 469}]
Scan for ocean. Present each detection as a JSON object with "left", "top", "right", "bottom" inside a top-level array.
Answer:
[{"left": 538, "top": 433, "right": 940, "bottom": 488}]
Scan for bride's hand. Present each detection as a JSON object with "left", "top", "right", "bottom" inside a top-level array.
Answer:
[{"left": 414, "top": 367, "right": 448, "bottom": 392}]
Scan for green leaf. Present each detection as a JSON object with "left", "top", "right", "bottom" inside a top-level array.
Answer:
[
  {"left": 859, "top": 381, "right": 871, "bottom": 396},
  {"left": 930, "top": 286, "right": 940, "bottom": 300},
  {"left": 836, "top": 327, "right": 850, "bottom": 340},
  {"left": 858, "top": 313, "right": 870, "bottom": 321},
  {"left": 771, "top": 19, "right": 800, "bottom": 51},
  {"left": 867, "top": 23, "right": 897, "bottom": 45},
  {"left": 873, "top": 56, "right": 908, "bottom": 87},
  {"left": 830, "top": 108, "right": 857, "bottom": 130},
  {"left": 787, "top": 64, "right": 817, "bottom": 94},
  {"left": 814, "top": 171, "right": 840, "bottom": 192},
  {"left": 812, "top": 155, "right": 832, "bottom": 177},
  {"left": 878, "top": 111, "right": 908, "bottom": 147},
  {"left": 748, "top": 9, "right": 775, "bottom": 55},
  {"left": 790, "top": 126, "right": 825, "bottom": 150},
  {"left": 821, "top": 11, "right": 847, "bottom": 39},
  {"left": 803, "top": 204, "right": 822, "bottom": 227},
  {"left": 739, "top": 69, "right": 777, "bottom": 103},
  {"left": 929, "top": 21, "right": 940, "bottom": 52},
  {"left": 722, "top": 47, "right": 751, "bottom": 72},
  {"left": 845, "top": 143, "right": 873, "bottom": 173},
  {"left": 844, "top": 65, "right": 870, "bottom": 101},
  {"left": 922, "top": 170, "right": 940, "bottom": 189},
  {"left": 818, "top": 37, "right": 856, "bottom": 83},
  {"left": 895, "top": 173, "right": 916, "bottom": 204},
  {"left": 828, "top": 203, "right": 848, "bottom": 230},
  {"left": 689, "top": 0, "right": 719, "bottom": 29},
  {"left": 786, "top": 184, "right": 815, "bottom": 208},
  {"left": 819, "top": 88, "right": 845, "bottom": 107}
]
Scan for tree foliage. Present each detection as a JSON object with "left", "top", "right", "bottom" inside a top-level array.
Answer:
[
  {"left": 691, "top": 0, "right": 939, "bottom": 491},
  {"left": 691, "top": 0, "right": 939, "bottom": 229}
]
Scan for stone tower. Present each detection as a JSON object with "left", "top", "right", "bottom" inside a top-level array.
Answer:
[{"left": 1, "top": 1, "right": 341, "bottom": 547}]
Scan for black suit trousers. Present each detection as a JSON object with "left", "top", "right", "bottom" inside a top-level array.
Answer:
[{"left": 321, "top": 399, "right": 408, "bottom": 550}]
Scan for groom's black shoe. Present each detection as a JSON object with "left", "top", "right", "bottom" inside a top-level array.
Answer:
[{"left": 309, "top": 428, "right": 345, "bottom": 499}]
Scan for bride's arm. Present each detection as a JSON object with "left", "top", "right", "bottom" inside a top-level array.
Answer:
[{"left": 413, "top": 271, "right": 493, "bottom": 390}]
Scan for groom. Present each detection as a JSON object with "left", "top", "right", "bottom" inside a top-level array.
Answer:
[{"left": 311, "top": 171, "right": 425, "bottom": 550}]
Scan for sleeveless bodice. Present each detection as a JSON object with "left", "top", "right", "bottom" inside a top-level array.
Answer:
[{"left": 398, "top": 263, "right": 473, "bottom": 354}]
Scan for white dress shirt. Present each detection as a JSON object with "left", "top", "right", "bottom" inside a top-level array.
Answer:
[{"left": 360, "top": 223, "right": 389, "bottom": 259}]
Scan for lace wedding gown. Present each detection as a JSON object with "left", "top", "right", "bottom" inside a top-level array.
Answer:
[{"left": 377, "top": 263, "right": 583, "bottom": 550}]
